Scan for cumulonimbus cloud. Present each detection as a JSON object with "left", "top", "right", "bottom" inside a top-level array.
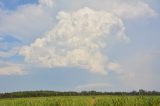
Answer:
[
  {"left": 0, "top": 0, "right": 156, "bottom": 43},
  {"left": 20, "top": 7, "right": 128, "bottom": 74}
]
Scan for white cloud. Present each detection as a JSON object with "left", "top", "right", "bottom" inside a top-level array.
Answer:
[
  {"left": 0, "top": 0, "right": 157, "bottom": 76},
  {"left": 59, "top": 0, "right": 157, "bottom": 19},
  {"left": 0, "top": 0, "right": 156, "bottom": 43},
  {"left": 20, "top": 7, "right": 127, "bottom": 74},
  {"left": 0, "top": 62, "right": 26, "bottom": 75},
  {"left": 0, "top": 0, "right": 55, "bottom": 43},
  {"left": 110, "top": 1, "right": 157, "bottom": 19},
  {"left": 74, "top": 83, "right": 111, "bottom": 91}
]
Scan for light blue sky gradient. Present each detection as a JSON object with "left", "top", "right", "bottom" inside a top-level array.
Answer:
[
  {"left": 0, "top": 0, "right": 38, "bottom": 10},
  {"left": 0, "top": 0, "right": 160, "bottom": 93}
]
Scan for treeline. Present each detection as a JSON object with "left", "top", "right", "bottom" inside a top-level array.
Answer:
[{"left": 0, "top": 89, "right": 160, "bottom": 98}]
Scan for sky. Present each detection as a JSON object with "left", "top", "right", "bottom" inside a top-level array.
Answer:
[{"left": 0, "top": 0, "right": 160, "bottom": 93}]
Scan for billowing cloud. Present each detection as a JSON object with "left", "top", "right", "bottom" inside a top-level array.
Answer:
[
  {"left": 0, "top": 62, "right": 26, "bottom": 75},
  {"left": 20, "top": 7, "right": 128, "bottom": 74},
  {"left": 0, "top": 0, "right": 156, "bottom": 43},
  {"left": 74, "top": 83, "right": 111, "bottom": 91},
  {"left": 0, "top": 0, "right": 157, "bottom": 76}
]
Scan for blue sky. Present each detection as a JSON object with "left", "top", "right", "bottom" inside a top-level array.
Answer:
[{"left": 0, "top": 0, "right": 160, "bottom": 93}]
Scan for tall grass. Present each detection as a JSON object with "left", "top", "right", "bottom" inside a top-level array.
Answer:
[{"left": 0, "top": 96, "right": 160, "bottom": 106}]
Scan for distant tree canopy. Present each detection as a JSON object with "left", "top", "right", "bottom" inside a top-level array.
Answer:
[{"left": 0, "top": 89, "right": 160, "bottom": 98}]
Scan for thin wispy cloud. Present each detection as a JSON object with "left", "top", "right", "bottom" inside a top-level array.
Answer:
[
  {"left": 0, "top": 0, "right": 55, "bottom": 43},
  {"left": 0, "top": 47, "right": 19, "bottom": 58},
  {"left": 0, "top": 61, "right": 26, "bottom": 76}
]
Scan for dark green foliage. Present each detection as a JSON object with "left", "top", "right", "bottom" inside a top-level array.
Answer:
[{"left": 0, "top": 90, "right": 160, "bottom": 99}]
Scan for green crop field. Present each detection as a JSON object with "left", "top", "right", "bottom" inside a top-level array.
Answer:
[{"left": 0, "top": 96, "right": 160, "bottom": 106}]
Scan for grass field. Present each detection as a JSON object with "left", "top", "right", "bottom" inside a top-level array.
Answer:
[{"left": 0, "top": 96, "right": 160, "bottom": 106}]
